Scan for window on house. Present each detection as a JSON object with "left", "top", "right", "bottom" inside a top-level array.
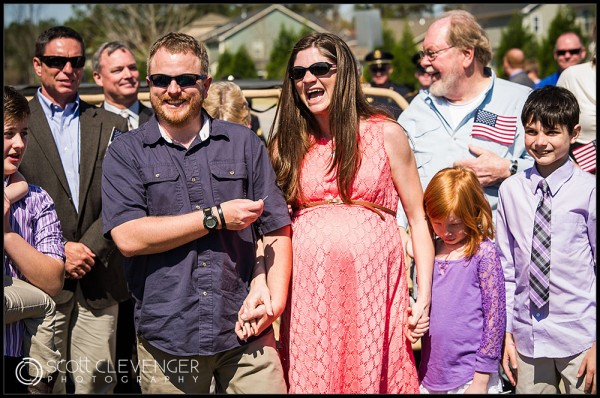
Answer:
[{"left": 532, "top": 15, "right": 540, "bottom": 34}]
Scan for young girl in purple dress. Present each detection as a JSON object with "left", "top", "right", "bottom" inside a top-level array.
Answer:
[{"left": 419, "top": 166, "right": 506, "bottom": 394}]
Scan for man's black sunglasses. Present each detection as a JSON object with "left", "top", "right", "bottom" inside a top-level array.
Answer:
[
  {"left": 289, "top": 62, "right": 337, "bottom": 80},
  {"left": 148, "top": 74, "right": 207, "bottom": 88},
  {"left": 555, "top": 48, "right": 582, "bottom": 56},
  {"left": 39, "top": 56, "right": 86, "bottom": 69}
]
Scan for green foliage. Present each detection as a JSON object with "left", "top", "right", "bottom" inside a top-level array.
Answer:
[
  {"left": 537, "top": 5, "right": 586, "bottom": 78},
  {"left": 215, "top": 50, "right": 235, "bottom": 79},
  {"left": 265, "top": 25, "right": 312, "bottom": 80},
  {"left": 213, "top": 45, "right": 259, "bottom": 79},
  {"left": 4, "top": 19, "right": 58, "bottom": 85},
  {"left": 392, "top": 21, "right": 419, "bottom": 91},
  {"left": 494, "top": 12, "right": 538, "bottom": 78},
  {"left": 233, "top": 46, "right": 258, "bottom": 79}
]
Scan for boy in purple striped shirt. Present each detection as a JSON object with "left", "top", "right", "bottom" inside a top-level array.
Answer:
[{"left": 3, "top": 85, "right": 66, "bottom": 393}]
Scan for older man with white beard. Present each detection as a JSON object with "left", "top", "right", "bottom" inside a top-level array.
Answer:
[{"left": 396, "top": 9, "right": 534, "bottom": 229}]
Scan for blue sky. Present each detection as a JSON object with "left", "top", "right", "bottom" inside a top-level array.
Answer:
[
  {"left": 4, "top": 4, "right": 75, "bottom": 26},
  {"left": 3, "top": 4, "right": 444, "bottom": 27}
]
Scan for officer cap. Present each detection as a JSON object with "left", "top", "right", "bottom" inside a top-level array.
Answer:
[{"left": 365, "top": 49, "right": 394, "bottom": 65}]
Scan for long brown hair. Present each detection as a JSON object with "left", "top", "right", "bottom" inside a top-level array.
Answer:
[
  {"left": 423, "top": 167, "right": 494, "bottom": 259},
  {"left": 268, "top": 32, "right": 391, "bottom": 207}
]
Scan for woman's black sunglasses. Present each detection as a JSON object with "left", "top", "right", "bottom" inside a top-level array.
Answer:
[
  {"left": 289, "top": 62, "right": 337, "bottom": 80},
  {"left": 149, "top": 74, "right": 207, "bottom": 88},
  {"left": 39, "top": 56, "right": 86, "bottom": 69}
]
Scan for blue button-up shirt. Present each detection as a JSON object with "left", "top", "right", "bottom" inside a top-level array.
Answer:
[
  {"left": 533, "top": 71, "right": 560, "bottom": 89},
  {"left": 496, "top": 159, "right": 596, "bottom": 358},
  {"left": 101, "top": 113, "right": 291, "bottom": 355},
  {"left": 37, "top": 89, "right": 81, "bottom": 211},
  {"left": 396, "top": 69, "right": 534, "bottom": 227}
]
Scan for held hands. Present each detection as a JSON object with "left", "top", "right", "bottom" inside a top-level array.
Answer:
[
  {"left": 453, "top": 145, "right": 511, "bottom": 187},
  {"left": 219, "top": 198, "right": 265, "bottom": 230},
  {"left": 405, "top": 302, "right": 430, "bottom": 343},
  {"left": 234, "top": 277, "right": 275, "bottom": 340},
  {"left": 64, "top": 241, "right": 96, "bottom": 279}
]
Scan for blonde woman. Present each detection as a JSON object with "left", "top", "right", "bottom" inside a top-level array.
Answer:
[{"left": 204, "top": 81, "right": 252, "bottom": 126}]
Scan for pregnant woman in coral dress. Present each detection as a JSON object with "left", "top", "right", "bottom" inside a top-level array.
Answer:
[{"left": 239, "top": 32, "right": 434, "bottom": 394}]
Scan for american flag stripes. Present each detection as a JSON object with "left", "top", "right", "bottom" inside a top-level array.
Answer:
[
  {"left": 572, "top": 140, "right": 596, "bottom": 172},
  {"left": 471, "top": 109, "right": 517, "bottom": 145}
]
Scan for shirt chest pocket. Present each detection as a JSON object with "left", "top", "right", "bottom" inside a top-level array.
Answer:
[
  {"left": 140, "top": 165, "right": 184, "bottom": 215},
  {"left": 554, "top": 213, "right": 588, "bottom": 253},
  {"left": 209, "top": 161, "right": 248, "bottom": 202}
]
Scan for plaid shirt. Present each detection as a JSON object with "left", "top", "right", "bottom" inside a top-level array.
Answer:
[{"left": 3, "top": 180, "right": 65, "bottom": 357}]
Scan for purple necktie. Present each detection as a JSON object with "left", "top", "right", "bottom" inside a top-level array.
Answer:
[{"left": 530, "top": 179, "right": 551, "bottom": 309}]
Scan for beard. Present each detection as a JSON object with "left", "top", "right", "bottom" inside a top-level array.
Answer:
[
  {"left": 150, "top": 93, "right": 203, "bottom": 128},
  {"left": 428, "top": 68, "right": 460, "bottom": 98}
]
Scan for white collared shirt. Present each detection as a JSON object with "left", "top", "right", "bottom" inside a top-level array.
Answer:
[
  {"left": 158, "top": 111, "right": 211, "bottom": 145},
  {"left": 104, "top": 101, "right": 141, "bottom": 129}
]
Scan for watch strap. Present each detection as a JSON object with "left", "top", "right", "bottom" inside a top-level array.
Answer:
[{"left": 216, "top": 204, "right": 226, "bottom": 230}]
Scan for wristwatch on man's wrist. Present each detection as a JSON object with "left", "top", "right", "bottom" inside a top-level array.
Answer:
[
  {"left": 509, "top": 159, "right": 518, "bottom": 176},
  {"left": 203, "top": 207, "right": 218, "bottom": 231}
]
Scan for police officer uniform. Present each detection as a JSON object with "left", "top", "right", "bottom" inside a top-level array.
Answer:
[
  {"left": 405, "top": 52, "right": 428, "bottom": 104},
  {"left": 364, "top": 49, "right": 411, "bottom": 119}
]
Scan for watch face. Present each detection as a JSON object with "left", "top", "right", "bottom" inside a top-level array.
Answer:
[
  {"left": 203, "top": 207, "right": 218, "bottom": 230},
  {"left": 204, "top": 216, "right": 218, "bottom": 229}
]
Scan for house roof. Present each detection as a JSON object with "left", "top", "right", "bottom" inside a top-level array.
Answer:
[
  {"left": 198, "top": 4, "right": 328, "bottom": 43},
  {"left": 462, "top": 4, "right": 532, "bottom": 20},
  {"left": 180, "top": 13, "right": 231, "bottom": 38}
]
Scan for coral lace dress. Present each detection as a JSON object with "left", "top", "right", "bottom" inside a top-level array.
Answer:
[{"left": 279, "top": 117, "right": 419, "bottom": 393}]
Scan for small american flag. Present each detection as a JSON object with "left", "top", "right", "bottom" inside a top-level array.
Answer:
[
  {"left": 471, "top": 109, "right": 517, "bottom": 145},
  {"left": 572, "top": 140, "right": 596, "bottom": 172}
]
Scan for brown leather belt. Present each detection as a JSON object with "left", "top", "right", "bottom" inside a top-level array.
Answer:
[{"left": 299, "top": 198, "right": 396, "bottom": 221}]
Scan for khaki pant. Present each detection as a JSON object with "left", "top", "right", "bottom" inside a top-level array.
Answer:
[
  {"left": 515, "top": 350, "right": 590, "bottom": 394},
  {"left": 4, "top": 275, "right": 60, "bottom": 378},
  {"left": 51, "top": 284, "right": 118, "bottom": 394},
  {"left": 136, "top": 328, "right": 287, "bottom": 394}
]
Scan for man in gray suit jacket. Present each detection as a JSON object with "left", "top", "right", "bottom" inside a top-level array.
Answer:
[
  {"left": 18, "top": 26, "right": 130, "bottom": 394},
  {"left": 503, "top": 48, "right": 535, "bottom": 88},
  {"left": 92, "top": 40, "right": 154, "bottom": 130}
]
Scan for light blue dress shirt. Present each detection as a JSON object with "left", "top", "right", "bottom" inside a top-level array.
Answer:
[
  {"left": 37, "top": 89, "right": 81, "bottom": 212},
  {"left": 496, "top": 159, "right": 596, "bottom": 358},
  {"left": 396, "top": 69, "right": 534, "bottom": 228}
]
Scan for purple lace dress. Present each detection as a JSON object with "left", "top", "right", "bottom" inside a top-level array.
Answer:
[{"left": 419, "top": 238, "right": 506, "bottom": 391}]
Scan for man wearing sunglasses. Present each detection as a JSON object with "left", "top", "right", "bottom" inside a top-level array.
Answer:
[
  {"left": 102, "top": 32, "right": 291, "bottom": 394},
  {"left": 363, "top": 49, "right": 412, "bottom": 119},
  {"left": 534, "top": 32, "right": 587, "bottom": 89},
  {"left": 18, "top": 26, "right": 131, "bottom": 394}
]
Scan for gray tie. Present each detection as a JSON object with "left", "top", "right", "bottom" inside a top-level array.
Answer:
[
  {"left": 120, "top": 110, "right": 132, "bottom": 130},
  {"left": 530, "top": 179, "right": 551, "bottom": 309}
]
